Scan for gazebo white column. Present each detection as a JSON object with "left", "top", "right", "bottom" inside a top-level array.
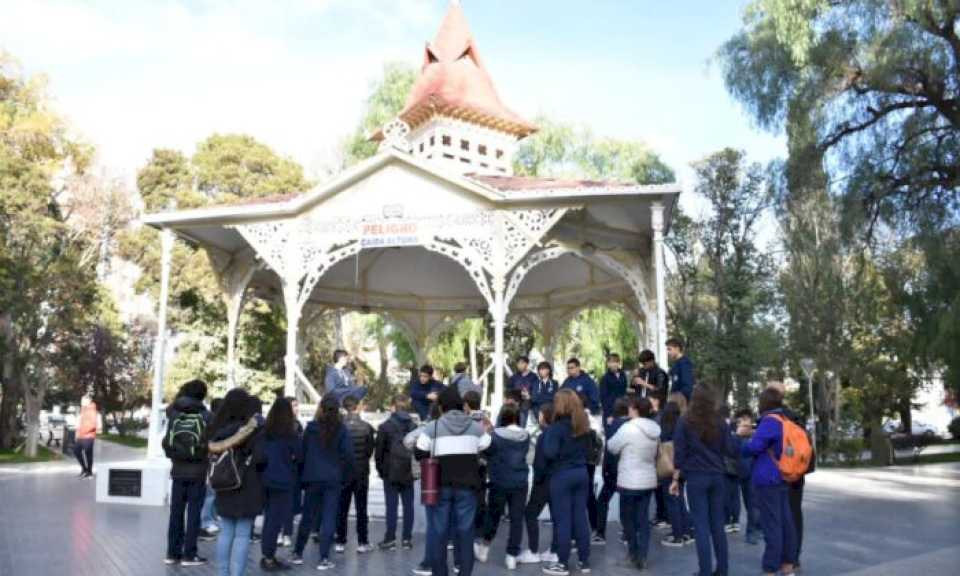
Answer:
[
  {"left": 651, "top": 201, "right": 668, "bottom": 367},
  {"left": 282, "top": 281, "right": 302, "bottom": 398},
  {"left": 147, "top": 227, "right": 174, "bottom": 460},
  {"left": 491, "top": 291, "right": 506, "bottom": 411}
]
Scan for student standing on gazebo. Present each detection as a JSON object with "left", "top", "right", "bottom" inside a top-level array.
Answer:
[
  {"left": 599, "top": 353, "right": 627, "bottom": 421},
  {"left": 561, "top": 358, "right": 599, "bottom": 414},
  {"left": 508, "top": 356, "right": 538, "bottom": 427},
  {"left": 324, "top": 350, "right": 368, "bottom": 405},
  {"left": 410, "top": 365, "right": 444, "bottom": 421},
  {"left": 666, "top": 338, "right": 696, "bottom": 401}
]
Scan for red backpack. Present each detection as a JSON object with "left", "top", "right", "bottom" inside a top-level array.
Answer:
[{"left": 766, "top": 414, "right": 813, "bottom": 482}]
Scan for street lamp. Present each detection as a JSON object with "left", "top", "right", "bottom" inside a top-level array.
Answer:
[{"left": 799, "top": 357, "right": 818, "bottom": 464}]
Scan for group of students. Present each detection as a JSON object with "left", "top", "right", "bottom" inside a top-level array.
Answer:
[{"left": 161, "top": 338, "right": 810, "bottom": 576}]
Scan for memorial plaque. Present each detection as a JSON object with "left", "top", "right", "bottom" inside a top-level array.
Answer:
[{"left": 108, "top": 469, "right": 142, "bottom": 498}]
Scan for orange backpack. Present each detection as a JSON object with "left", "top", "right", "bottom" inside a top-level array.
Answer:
[{"left": 766, "top": 414, "right": 813, "bottom": 482}]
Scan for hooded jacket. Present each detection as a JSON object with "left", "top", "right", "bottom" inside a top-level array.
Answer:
[
  {"left": 531, "top": 378, "right": 558, "bottom": 412},
  {"left": 415, "top": 410, "right": 491, "bottom": 489},
  {"left": 485, "top": 425, "right": 531, "bottom": 490},
  {"left": 165, "top": 396, "right": 210, "bottom": 480},
  {"left": 606, "top": 416, "right": 662, "bottom": 491},
  {"left": 300, "top": 419, "right": 354, "bottom": 486},
  {"left": 451, "top": 372, "right": 481, "bottom": 397},
  {"left": 375, "top": 411, "right": 417, "bottom": 484}
]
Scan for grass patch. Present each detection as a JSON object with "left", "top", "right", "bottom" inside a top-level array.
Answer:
[
  {"left": 896, "top": 451, "right": 960, "bottom": 466},
  {"left": 0, "top": 445, "right": 62, "bottom": 465},
  {"left": 100, "top": 434, "right": 148, "bottom": 449}
]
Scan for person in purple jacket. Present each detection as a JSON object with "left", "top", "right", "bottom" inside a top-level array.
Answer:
[{"left": 738, "top": 388, "right": 798, "bottom": 576}]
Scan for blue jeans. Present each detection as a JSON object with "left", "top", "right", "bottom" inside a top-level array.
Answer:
[
  {"left": 550, "top": 467, "right": 591, "bottom": 566},
  {"left": 167, "top": 478, "right": 205, "bottom": 559},
  {"left": 201, "top": 486, "right": 218, "bottom": 530},
  {"left": 755, "top": 483, "right": 798, "bottom": 573},
  {"left": 384, "top": 482, "right": 415, "bottom": 542},
  {"left": 660, "top": 478, "right": 691, "bottom": 539},
  {"left": 482, "top": 484, "right": 527, "bottom": 556},
  {"left": 217, "top": 517, "right": 253, "bottom": 576},
  {"left": 619, "top": 489, "right": 653, "bottom": 562},
  {"left": 431, "top": 488, "right": 476, "bottom": 576},
  {"left": 262, "top": 488, "right": 292, "bottom": 559},
  {"left": 294, "top": 483, "right": 341, "bottom": 560},
  {"left": 686, "top": 471, "right": 729, "bottom": 576}
]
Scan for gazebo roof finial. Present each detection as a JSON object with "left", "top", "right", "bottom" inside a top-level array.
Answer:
[{"left": 373, "top": 0, "right": 536, "bottom": 140}]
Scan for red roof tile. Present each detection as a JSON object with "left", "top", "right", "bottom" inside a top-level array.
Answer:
[{"left": 377, "top": 2, "right": 536, "bottom": 139}]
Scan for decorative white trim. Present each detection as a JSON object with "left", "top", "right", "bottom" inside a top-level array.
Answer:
[
  {"left": 379, "top": 118, "right": 412, "bottom": 154},
  {"left": 503, "top": 244, "right": 572, "bottom": 311}
]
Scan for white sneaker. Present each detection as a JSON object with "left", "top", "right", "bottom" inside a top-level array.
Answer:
[
  {"left": 280, "top": 535, "right": 292, "bottom": 548},
  {"left": 334, "top": 544, "right": 345, "bottom": 554},
  {"left": 356, "top": 544, "right": 374, "bottom": 554},
  {"left": 506, "top": 555, "right": 518, "bottom": 570},
  {"left": 540, "top": 551, "right": 559, "bottom": 563},
  {"left": 517, "top": 550, "right": 541, "bottom": 564},
  {"left": 474, "top": 541, "right": 490, "bottom": 563}
]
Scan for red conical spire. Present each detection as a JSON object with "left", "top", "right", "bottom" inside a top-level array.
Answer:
[{"left": 383, "top": 1, "right": 536, "bottom": 139}]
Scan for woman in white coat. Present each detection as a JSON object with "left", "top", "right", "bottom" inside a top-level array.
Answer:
[{"left": 606, "top": 396, "right": 661, "bottom": 570}]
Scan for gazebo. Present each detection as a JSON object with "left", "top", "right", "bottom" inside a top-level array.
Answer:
[{"left": 141, "top": 1, "right": 679, "bottom": 458}]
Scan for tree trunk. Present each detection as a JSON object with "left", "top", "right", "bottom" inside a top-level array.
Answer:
[
  {"left": 469, "top": 330, "right": 478, "bottom": 382},
  {"left": 0, "top": 314, "right": 20, "bottom": 451},
  {"left": 23, "top": 384, "right": 42, "bottom": 458}
]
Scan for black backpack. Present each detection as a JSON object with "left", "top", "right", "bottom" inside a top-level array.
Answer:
[
  {"left": 387, "top": 420, "right": 416, "bottom": 485},
  {"left": 163, "top": 412, "right": 207, "bottom": 462},
  {"left": 209, "top": 448, "right": 251, "bottom": 492}
]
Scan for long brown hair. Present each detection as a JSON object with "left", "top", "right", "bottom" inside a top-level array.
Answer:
[
  {"left": 553, "top": 389, "right": 590, "bottom": 437},
  {"left": 685, "top": 387, "right": 722, "bottom": 446}
]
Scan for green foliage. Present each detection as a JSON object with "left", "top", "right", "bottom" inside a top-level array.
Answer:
[
  {"left": 193, "top": 133, "right": 312, "bottom": 204},
  {"left": 667, "top": 149, "right": 780, "bottom": 402},
  {"left": 949, "top": 416, "right": 960, "bottom": 440},
  {"left": 341, "top": 63, "right": 417, "bottom": 167},
  {"left": 558, "top": 307, "right": 638, "bottom": 377},
  {"left": 514, "top": 117, "right": 675, "bottom": 184},
  {"left": 720, "top": 0, "right": 960, "bottom": 396},
  {"left": 0, "top": 52, "right": 102, "bottom": 453}
]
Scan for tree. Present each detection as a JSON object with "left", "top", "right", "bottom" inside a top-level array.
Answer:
[
  {"left": 341, "top": 63, "right": 417, "bottom": 167},
  {"left": 720, "top": 0, "right": 960, "bottom": 394},
  {"left": 119, "top": 136, "right": 313, "bottom": 400},
  {"left": 0, "top": 53, "right": 102, "bottom": 454},
  {"left": 669, "top": 149, "right": 779, "bottom": 402}
]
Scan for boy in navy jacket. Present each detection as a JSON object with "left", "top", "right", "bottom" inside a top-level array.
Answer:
[
  {"left": 666, "top": 338, "right": 696, "bottom": 401},
  {"left": 475, "top": 404, "right": 531, "bottom": 569},
  {"left": 599, "top": 354, "right": 627, "bottom": 420},
  {"left": 561, "top": 358, "right": 600, "bottom": 414},
  {"left": 409, "top": 364, "right": 444, "bottom": 421}
]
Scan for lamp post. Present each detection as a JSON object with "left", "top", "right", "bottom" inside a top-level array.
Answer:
[{"left": 799, "top": 357, "right": 817, "bottom": 464}]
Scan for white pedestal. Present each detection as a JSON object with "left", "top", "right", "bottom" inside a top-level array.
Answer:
[{"left": 96, "top": 458, "right": 171, "bottom": 506}]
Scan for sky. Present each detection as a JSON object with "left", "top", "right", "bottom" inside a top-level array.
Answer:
[{"left": 0, "top": 0, "right": 786, "bottom": 219}]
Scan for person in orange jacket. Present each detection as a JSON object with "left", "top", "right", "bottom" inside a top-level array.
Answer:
[{"left": 75, "top": 397, "right": 98, "bottom": 478}]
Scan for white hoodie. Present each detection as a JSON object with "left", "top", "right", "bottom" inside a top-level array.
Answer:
[{"left": 606, "top": 416, "right": 662, "bottom": 491}]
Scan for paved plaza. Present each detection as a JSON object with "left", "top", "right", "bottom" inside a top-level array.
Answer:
[{"left": 1, "top": 442, "right": 958, "bottom": 576}]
